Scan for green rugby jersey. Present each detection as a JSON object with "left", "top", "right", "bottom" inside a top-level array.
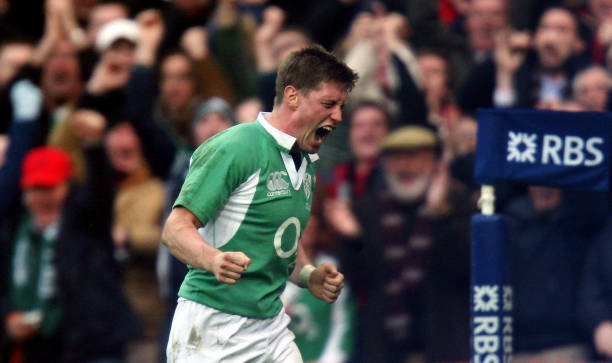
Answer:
[{"left": 173, "top": 113, "right": 318, "bottom": 318}]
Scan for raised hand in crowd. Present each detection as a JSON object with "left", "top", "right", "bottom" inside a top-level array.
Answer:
[
  {"left": 452, "top": 0, "right": 471, "bottom": 16},
  {"left": 32, "top": 0, "right": 65, "bottom": 66},
  {"left": 5, "top": 311, "right": 41, "bottom": 342},
  {"left": 324, "top": 198, "right": 362, "bottom": 239},
  {"left": 87, "top": 46, "right": 133, "bottom": 95},
  {"left": 494, "top": 28, "right": 530, "bottom": 94},
  {"left": 254, "top": 5, "right": 285, "bottom": 72},
  {"left": 594, "top": 321, "right": 612, "bottom": 358},
  {"left": 134, "top": 9, "right": 165, "bottom": 66},
  {"left": 0, "top": 0, "right": 8, "bottom": 16},
  {"left": 341, "top": 11, "right": 379, "bottom": 53},
  {"left": 599, "top": 20, "right": 612, "bottom": 48},
  {"left": 181, "top": 26, "right": 209, "bottom": 61},
  {"left": 599, "top": 20, "right": 612, "bottom": 68},
  {"left": 50, "top": 0, "right": 87, "bottom": 50},
  {"left": 423, "top": 161, "right": 451, "bottom": 216},
  {"left": 341, "top": 4, "right": 390, "bottom": 53},
  {"left": 213, "top": 0, "right": 240, "bottom": 29},
  {"left": 380, "top": 12, "right": 411, "bottom": 50},
  {"left": 69, "top": 109, "right": 107, "bottom": 144}
]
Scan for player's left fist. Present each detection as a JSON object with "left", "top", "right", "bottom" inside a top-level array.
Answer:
[{"left": 308, "top": 263, "right": 344, "bottom": 303}]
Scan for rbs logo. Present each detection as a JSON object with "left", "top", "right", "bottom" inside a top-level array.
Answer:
[{"left": 507, "top": 131, "right": 604, "bottom": 167}]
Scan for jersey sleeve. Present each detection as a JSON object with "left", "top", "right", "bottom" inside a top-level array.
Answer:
[{"left": 173, "top": 136, "right": 254, "bottom": 226}]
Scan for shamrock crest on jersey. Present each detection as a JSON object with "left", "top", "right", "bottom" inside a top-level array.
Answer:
[{"left": 303, "top": 173, "right": 312, "bottom": 200}]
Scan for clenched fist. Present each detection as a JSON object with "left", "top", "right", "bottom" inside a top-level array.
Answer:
[
  {"left": 211, "top": 251, "right": 251, "bottom": 284},
  {"left": 308, "top": 263, "right": 345, "bottom": 303}
]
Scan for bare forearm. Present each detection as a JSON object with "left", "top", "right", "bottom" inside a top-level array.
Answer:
[
  {"left": 161, "top": 209, "right": 218, "bottom": 271},
  {"left": 162, "top": 207, "right": 251, "bottom": 284}
]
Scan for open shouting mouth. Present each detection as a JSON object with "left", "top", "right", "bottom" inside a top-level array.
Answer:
[{"left": 315, "top": 125, "right": 334, "bottom": 143}]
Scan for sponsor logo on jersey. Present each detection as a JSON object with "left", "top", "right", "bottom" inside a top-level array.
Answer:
[{"left": 267, "top": 171, "right": 290, "bottom": 197}]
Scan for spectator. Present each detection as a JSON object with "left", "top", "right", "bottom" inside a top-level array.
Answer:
[
  {"left": 343, "top": 9, "right": 427, "bottom": 125},
  {"left": 49, "top": 17, "right": 139, "bottom": 181},
  {"left": 40, "top": 39, "right": 83, "bottom": 128},
  {"left": 85, "top": 2, "right": 131, "bottom": 49},
  {"left": 1, "top": 147, "right": 70, "bottom": 363},
  {"left": 506, "top": 186, "right": 594, "bottom": 361},
  {"left": 578, "top": 0, "right": 612, "bottom": 64},
  {"left": 140, "top": 10, "right": 233, "bottom": 148},
  {"left": 155, "top": 49, "right": 201, "bottom": 146},
  {"left": 447, "top": 113, "right": 479, "bottom": 195},
  {"left": 78, "top": 2, "right": 133, "bottom": 78},
  {"left": 179, "top": 26, "right": 236, "bottom": 104},
  {"left": 464, "top": 0, "right": 509, "bottom": 61},
  {"left": 191, "top": 97, "right": 236, "bottom": 145},
  {"left": 58, "top": 109, "right": 142, "bottom": 363},
  {"left": 572, "top": 65, "right": 612, "bottom": 111},
  {"left": 0, "top": 79, "right": 58, "bottom": 363},
  {"left": 417, "top": 49, "right": 461, "bottom": 127},
  {"left": 322, "top": 8, "right": 427, "bottom": 172},
  {"left": 409, "top": 0, "right": 510, "bottom": 87},
  {"left": 341, "top": 126, "right": 471, "bottom": 362},
  {"left": 235, "top": 97, "right": 264, "bottom": 123},
  {"left": 105, "top": 121, "right": 165, "bottom": 362},
  {"left": 206, "top": 0, "right": 257, "bottom": 103},
  {"left": 324, "top": 100, "right": 390, "bottom": 239},
  {"left": 254, "top": 5, "right": 312, "bottom": 110},
  {"left": 0, "top": 88, "right": 140, "bottom": 362},
  {"left": 459, "top": 7, "right": 589, "bottom": 112},
  {"left": 579, "top": 216, "right": 612, "bottom": 360}
]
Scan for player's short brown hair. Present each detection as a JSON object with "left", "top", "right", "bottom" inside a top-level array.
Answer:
[{"left": 274, "top": 45, "right": 358, "bottom": 106}]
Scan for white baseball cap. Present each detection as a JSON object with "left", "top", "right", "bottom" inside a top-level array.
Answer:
[{"left": 95, "top": 18, "right": 140, "bottom": 52}]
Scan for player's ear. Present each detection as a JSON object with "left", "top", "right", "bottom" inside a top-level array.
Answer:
[{"left": 284, "top": 86, "right": 299, "bottom": 110}]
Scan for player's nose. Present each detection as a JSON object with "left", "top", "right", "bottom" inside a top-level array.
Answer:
[{"left": 331, "top": 105, "right": 342, "bottom": 123}]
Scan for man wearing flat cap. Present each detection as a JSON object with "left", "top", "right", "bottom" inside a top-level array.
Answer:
[{"left": 340, "top": 125, "right": 473, "bottom": 363}]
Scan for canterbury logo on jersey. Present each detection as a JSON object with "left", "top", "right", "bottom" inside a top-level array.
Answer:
[{"left": 266, "top": 171, "right": 290, "bottom": 197}]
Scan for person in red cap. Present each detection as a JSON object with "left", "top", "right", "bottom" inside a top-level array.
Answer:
[
  {"left": 0, "top": 146, "right": 73, "bottom": 363},
  {"left": 20, "top": 146, "right": 74, "bottom": 228},
  {"left": 1, "top": 112, "right": 141, "bottom": 363}
]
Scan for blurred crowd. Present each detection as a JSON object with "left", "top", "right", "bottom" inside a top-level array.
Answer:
[{"left": 1, "top": 0, "right": 612, "bottom": 362}]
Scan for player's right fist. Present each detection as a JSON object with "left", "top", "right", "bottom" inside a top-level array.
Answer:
[{"left": 211, "top": 251, "right": 251, "bottom": 285}]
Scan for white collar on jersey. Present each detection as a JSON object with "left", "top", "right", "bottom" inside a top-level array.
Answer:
[{"left": 256, "top": 112, "right": 319, "bottom": 162}]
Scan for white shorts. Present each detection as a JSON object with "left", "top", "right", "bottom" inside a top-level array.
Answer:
[{"left": 166, "top": 298, "right": 303, "bottom": 363}]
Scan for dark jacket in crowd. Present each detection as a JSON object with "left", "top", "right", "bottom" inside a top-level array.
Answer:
[
  {"left": 579, "top": 216, "right": 612, "bottom": 347},
  {"left": 56, "top": 146, "right": 141, "bottom": 362},
  {"left": 124, "top": 66, "right": 190, "bottom": 362},
  {"left": 342, "top": 184, "right": 472, "bottom": 363},
  {"left": 0, "top": 121, "right": 61, "bottom": 363},
  {"left": 505, "top": 193, "right": 594, "bottom": 352}
]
